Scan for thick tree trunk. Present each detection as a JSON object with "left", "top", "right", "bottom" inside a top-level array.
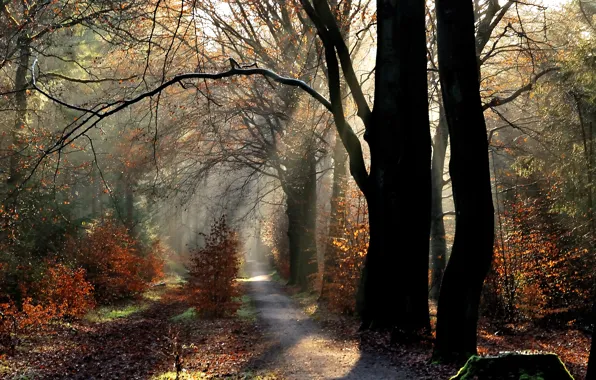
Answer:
[
  {"left": 430, "top": 105, "right": 448, "bottom": 301},
  {"left": 285, "top": 147, "right": 318, "bottom": 290},
  {"left": 434, "top": 0, "right": 495, "bottom": 361},
  {"left": 357, "top": 0, "right": 431, "bottom": 335},
  {"left": 298, "top": 150, "right": 318, "bottom": 289}
]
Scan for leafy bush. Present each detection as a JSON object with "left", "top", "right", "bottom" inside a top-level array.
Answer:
[
  {"left": 0, "top": 298, "right": 54, "bottom": 354},
  {"left": 36, "top": 262, "right": 95, "bottom": 319},
  {"left": 66, "top": 219, "right": 163, "bottom": 303},
  {"left": 484, "top": 194, "right": 594, "bottom": 321},
  {"left": 188, "top": 215, "right": 241, "bottom": 317},
  {"left": 322, "top": 187, "right": 368, "bottom": 314}
]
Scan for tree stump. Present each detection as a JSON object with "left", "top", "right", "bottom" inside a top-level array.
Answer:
[{"left": 451, "top": 352, "right": 574, "bottom": 380}]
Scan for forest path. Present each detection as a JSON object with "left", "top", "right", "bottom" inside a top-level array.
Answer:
[{"left": 244, "top": 261, "right": 413, "bottom": 379}]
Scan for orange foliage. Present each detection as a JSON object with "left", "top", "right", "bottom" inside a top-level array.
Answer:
[
  {"left": 0, "top": 298, "right": 54, "bottom": 354},
  {"left": 323, "top": 187, "right": 368, "bottom": 314},
  {"left": 36, "top": 263, "right": 95, "bottom": 319},
  {"left": 188, "top": 215, "right": 241, "bottom": 317},
  {"left": 485, "top": 195, "right": 593, "bottom": 320},
  {"left": 66, "top": 219, "right": 162, "bottom": 302}
]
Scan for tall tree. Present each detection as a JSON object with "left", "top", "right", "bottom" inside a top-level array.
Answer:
[{"left": 433, "top": 0, "right": 495, "bottom": 360}]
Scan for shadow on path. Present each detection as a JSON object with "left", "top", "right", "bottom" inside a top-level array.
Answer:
[{"left": 242, "top": 261, "right": 413, "bottom": 379}]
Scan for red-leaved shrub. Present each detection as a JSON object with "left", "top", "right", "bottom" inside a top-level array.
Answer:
[
  {"left": 66, "top": 219, "right": 159, "bottom": 302},
  {"left": 188, "top": 215, "right": 241, "bottom": 317}
]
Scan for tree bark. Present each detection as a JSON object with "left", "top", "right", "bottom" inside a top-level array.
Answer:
[
  {"left": 356, "top": 0, "right": 432, "bottom": 335},
  {"left": 321, "top": 0, "right": 351, "bottom": 300},
  {"left": 430, "top": 105, "right": 448, "bottom": 301},
  {"left": 7, "top": 36, "right": 31, "bottom": 191},
  {"left": 434, "top": 0, "right": 495, "bottom": 361},
  {"left": 285, "top": 145, "right": 318, "bottom": 290}
]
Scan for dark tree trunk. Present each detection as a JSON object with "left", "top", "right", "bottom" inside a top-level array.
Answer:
[
  {"left": 434, "top": 0, "right": 495, "bottom": 361},
  {"left": 285, "top": 147, "right": 318, "bottom": 290},
  {"left": 320, "top": 0, "right": 351, "bottom": 301},
  {"left": 357, "top": 0, "right": 432, "bottom": 335},
  {"left": 430, "top": 105, "right": 448, "bottom": 301}
]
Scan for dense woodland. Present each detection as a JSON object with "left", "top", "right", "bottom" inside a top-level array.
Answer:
[{"left": 1, "top": 0, "right": 596, "bottom": 378}]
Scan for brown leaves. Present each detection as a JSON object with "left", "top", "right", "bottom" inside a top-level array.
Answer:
[{"left": 188, "top": 215, "right": 241, "bottom": 318}]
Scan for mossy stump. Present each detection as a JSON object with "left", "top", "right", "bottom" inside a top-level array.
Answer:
[{"left": 450, "top": 352, "right": 574, "bottom": 380}]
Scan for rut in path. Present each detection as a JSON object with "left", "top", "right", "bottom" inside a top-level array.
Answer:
[{"left": 244, "top": 261, "right": 413, "bottom": 380}]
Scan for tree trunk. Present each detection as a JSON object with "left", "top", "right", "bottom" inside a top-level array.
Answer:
[
  {"left": 321, "top": 132, "right": 348, "bottom": 298},
  {"left": 357, "top": 0, "right": 432, "bottom": 335},
  {"left": 433, "top": 0, "right": 495, "bottom": 361},
  {"left": 320, "top": 0, "right": 351, "bottom": 301},
  {"left": 298, "top": 150, "right": 318, "bottom": 289},
  {"left": 430, "top": 105, "right": 448, "bottom": 301},
  {"left": 7, "top": 36, "right": 31, "bottom": 191},
  {"left": 285, "top": 146, "right": 318, "bottom": 290},
  {"left": 125, "top": 180, "right": 135, "bottom": 234}
]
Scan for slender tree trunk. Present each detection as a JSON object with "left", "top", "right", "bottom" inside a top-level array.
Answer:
[
  {"left": 320, "top": 0, "right": 351, "bottom": 301},
  {"left": 434, "top": 0, "right": 495, "bottom": 361},
  {"left": 286, "top": 191, "right": 301, "bottom": 286},
  {"left": 321, "top": 133, "right": 348, "bottom": 297},
  {"left": 430, "top": 105, "right": 448, "bottom": 301},
  {"left": 125, "top": 180, "right": 135, "bottom": 233},
  {"left": 7, "top": 36, "right": 31, "bottom": 191},
  {"left": 357, "top": 0, "right": 432, "bottom": 335}
]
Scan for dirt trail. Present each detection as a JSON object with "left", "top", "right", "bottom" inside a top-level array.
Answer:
[{"left": 245, "top": 262, "right": 412, "bottom": 380}]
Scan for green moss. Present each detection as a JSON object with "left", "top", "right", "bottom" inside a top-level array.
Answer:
[
  {"left": 450, "top": 352, "right": 574, "bottom": 380},
  {"left": 152, "top": 370, "right": 277, "bottom": 379},
  {"left": 269, "top": 270, "right": 285, "bottom": 285},
  {"left": 236, "top": 295, "right": 258, "bottom": 321},
  {"left": 85, "top": 303, "right": 148, "bottom": 323},
  {"left": 151, "top": 370, "right": 207, "bottom": 379},
  {"left": 170, "top": 307, "right": 198, "bottom": 323}
]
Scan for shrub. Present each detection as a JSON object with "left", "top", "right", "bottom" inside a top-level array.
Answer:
[
  {"left": 36, "top": 262, "right": 95, "bottom": 319},
  {"left": 322, "top": 187, "right": 368, "bottom": 314},
  {"left": 66, "top": 219, "right": 155, "bottom": 302},
  {"left": 0, "top": 298, "right": 54, "bottom": 355},
  {"left": 484, "top": 194, "right": 593, "bottom": 321},
  {"left": 188, "top": 215, "right": 241, "bottom": 317}
]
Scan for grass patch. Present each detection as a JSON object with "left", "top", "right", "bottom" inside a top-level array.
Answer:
[
  {"left": 143, "top": 288, "right": 164, "bottom": 301},
  {"left": 152, "top": 370, "right": 207, "bottom": 379},
  {"left": 236, "top": 295, "right": 258, "bottom": 321},
  {"left": 152, "top": 371, "right": 277, "bottom": 380},
  {"left": 170, "top": 307, "right": 198, "bottom": 323},
  {"left": 291, "top": 291, "right": 328, "bottom": 320},
  {"left": 166, "top": 260, "right": 189, "bottom": 278},
  {"left": 85, "top": 303, "right": 148, "bottom": 323},
  {"left": 269, "top": 270, "right": 285, "bottom": 285}
]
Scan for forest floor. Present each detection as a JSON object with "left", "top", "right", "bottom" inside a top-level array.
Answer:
[{"left": 0, "top": 263, "right": 590, "bottom": 379}]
